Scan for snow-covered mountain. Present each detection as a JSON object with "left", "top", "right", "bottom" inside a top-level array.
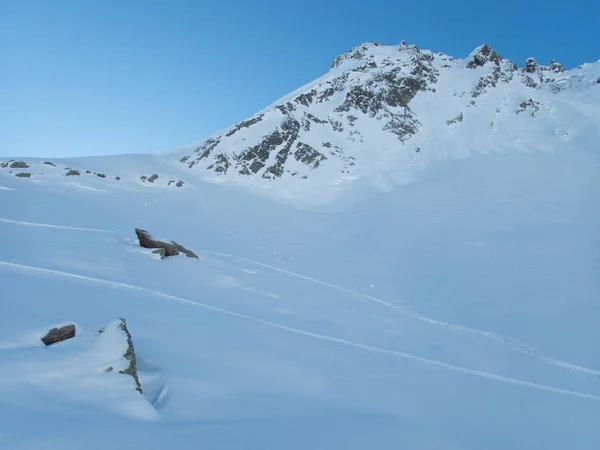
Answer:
[
  {"left": 173, "top": 42, "right": 600, "bottom": 200},
  {"left": 0, "top": 42, "right": 599, "bottom": 450}
]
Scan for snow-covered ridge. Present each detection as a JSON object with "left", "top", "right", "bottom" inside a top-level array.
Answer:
[
  {"left": 2, "top": 41, "right": 599, "bottom": 207},
  {"left": 165, "top": 41, "right": 599, "bottom": 203}
]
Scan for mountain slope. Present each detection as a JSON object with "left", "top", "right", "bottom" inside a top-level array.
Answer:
[
  {"left": 0, "top": 41, "right": 599, "bottom": 450},
  {"left": 166, "top": 42, "right": 600, "bottom": 203}
]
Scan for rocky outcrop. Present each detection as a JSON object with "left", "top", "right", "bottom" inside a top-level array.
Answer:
[
  {"left": 117, "top": 318, "right": 142, "bottom": 394},
  {"left": 15, "top": 172, "right": 31, "bottom": 178},
  {"left": 10, "top": 161, "right": 29, "bottom": 169},
  {"left": 41, "top": 324, "right": 76, "bottom": 345},
  {"left": 65, "top": 169, "right": 81, "bottom": 176},
  {"left": 134, "top": 228, "right": 199, "bottom": 259}
]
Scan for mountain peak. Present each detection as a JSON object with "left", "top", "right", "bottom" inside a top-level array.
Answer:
[{"left": 165, "top": 40, "right": 599, "bottom": 203}]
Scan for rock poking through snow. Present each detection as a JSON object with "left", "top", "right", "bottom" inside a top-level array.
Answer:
[
  {"left": 118, "top": 318, "right": 142, "bottom": 394},
  {"left": 41, "top": 324, "right": 76, "bottom": 346},
  {"left": 134, "top": 228, "right": 199, "bottom": 259}
]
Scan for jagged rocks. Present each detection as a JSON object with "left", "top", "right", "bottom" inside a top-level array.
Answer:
[
  {"left": 134, "top": 228, "right": 198, "bottom": 259},
  {"left": 525, "top": 57, "right": 538, "bottom": 73},
  {"left": 41, "top": 324, "right": 76, "bottom": 346},
  {"left": 516, "top": 98, "right": 541, "bottom": 117},
  {"left": 226, "top": 115, "right": 265, "bottom": 137},
  {"left": 446, "top": 113, "right": 464, "bottom": 125},
  {"left": 549, "top": 59, "right": 565, "bottom": 73},
  {"left": 65, "top": 169, "right": 81, "bottom": 176},
  {"left": 118, "top": 318, "right": 142, "bottom": 394},
  {"left": 467, "top": 45, "right": 503, "bottom": 68}
]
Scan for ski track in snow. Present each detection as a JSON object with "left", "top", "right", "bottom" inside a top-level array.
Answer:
[
  {"left": 154, "top": 155, "right": 262, "bottom": 249},
  {"left": 0, "top": 217, "right": 123, "bottom": 234},
  {"left": 1, "top": 259, "right": 599, "bottom": 402},
  {"left": 200, "top": 250, "right": 600, "bottom": 379},
  {"left": 157, "top": 156, "right": 566, "bottom": 367},
  {"left": 2, "top": 212, "right": 598, "bottom": 379}
]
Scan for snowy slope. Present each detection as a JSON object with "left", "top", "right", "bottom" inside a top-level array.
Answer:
[
  {"left": 1, "top": 42, "right": 600, "bottom": 450},
  {"left": 158, "top": 42, "right": 600, "bottom": 205}
]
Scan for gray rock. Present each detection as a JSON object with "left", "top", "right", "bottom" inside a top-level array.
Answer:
[
  {"left": 41, "top": 324, "right": 76, "bottom": 346},
  {"left": 43, "top": 161, "right": 56, "bottom": 167},
  {"left": 10, "top": 161, "right": 29, "bottom": 169},
  {"left": 65, "top": 169, "right": 81, "bottom": 177},
  {"left": 135, "top": 228, "right": 198, "bottom": 259},
  {"left": 15, "top": 172, "right": 31, "bottom": 178},
  {"left": 525, "top": 57, "right": 537, "bottom": 73},
  {"left": 118, "top": 318, "right": 142, "bottom": 394},
  {"left": 147, "top": 174, "right": 159, "bottom": 183}
]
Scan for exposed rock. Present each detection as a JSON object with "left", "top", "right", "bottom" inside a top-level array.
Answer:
[
  {"left": 43, "top": 161, "right": 56, "bottom": 167},
  {"left": 147, "top": 174, "right": 159, "bottom": 183},
  {"left": 115, "top": 176, "right": 121, "bottom": 181},
  {"left": 41, "top": 324, "right": 76, "bottom": 346},
  {"left": 65, "top": 169, "right": 81, "bottom": 177},
  {"left": 15, "top": 172, "right": 31, "bottom": 178},
  {"left": 525, "top": 58, "right": 537, "bottom": 73},
  {"left": 516, "top": 98, "right": 541, "bottom": 117},
  {"left": 549, "top": 59, "right": 566, "bottom": 73},
  {"left": 467, "top": 45, "right": 503, "bottom": 68},
  {"left": 446, "top": 112, "right": 464, "bottom": 125},
  {"left": 117, "top": 318, "right": 142, "bottom": 394},
  {"left": 225, "top": 114, "right": 265, "bottom": 137},
  {"left": 95, "top": 173, "right": 106, "bottom": 178},
  {"left": 134, "top": 228, "right": 198, "bottom": 259},
  {"left": 85, "top": 170, "right": 92, "bottom": 174},
  {"left": 10, "top": 161, "right": 29, "bottom": 169}
]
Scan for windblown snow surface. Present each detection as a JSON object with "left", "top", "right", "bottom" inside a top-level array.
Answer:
[{"left": 1, "top": 52, "right": 600, "bottom": 449}]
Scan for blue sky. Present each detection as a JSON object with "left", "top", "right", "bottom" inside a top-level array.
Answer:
[{"left": 1, "top": 0, "right": 599, "bottom": 158}]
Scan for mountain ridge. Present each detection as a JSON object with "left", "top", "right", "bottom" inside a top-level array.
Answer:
[
  {"left": 2, "top": 41, "right": 599, "bottom": 206},
  {"left": 170, "top": 41, "right": 599, "bottom": 191}
]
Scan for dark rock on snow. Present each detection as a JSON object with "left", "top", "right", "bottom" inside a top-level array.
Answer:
[
  {"left": 10, "top": 161, "right": 29, "bottom": 169},
  {"left": 41, "top": 324, "right": 76, "bottom": 345},
  {"left": 15, "top": 172, "right": 32, "bottom": 178},
  {"left": 118, "top": 318, "right": 142, "bottom": 394},
  {"left": 135, "top": 228, "right": 199, "bottom": 259}
]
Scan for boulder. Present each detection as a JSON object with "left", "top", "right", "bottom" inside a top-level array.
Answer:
[
  {"left": 9, "top": 161, "right": 29, "bottom": 169},
  {"left": 41, "top": 324, "right": 76, "bottom": 345},
  {"left": 134, "top": 228, "right": 198, "bottom": 259}
]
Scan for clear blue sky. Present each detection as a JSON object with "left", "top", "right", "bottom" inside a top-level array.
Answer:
[{"left": 1, "top": 0, "right": 599, "bottom": 158}]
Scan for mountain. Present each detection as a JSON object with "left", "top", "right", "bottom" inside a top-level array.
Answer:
[
  {"left": 0, "top": 42, "right": 599, "bottom": 450},
  {"left": 172, "top": 41, "right": 600, "bottom": 201}
]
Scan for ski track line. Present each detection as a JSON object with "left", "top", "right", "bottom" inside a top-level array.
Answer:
[
  {"left": 1, "top": 211, "right": 597, "bottom": 378},
  {"left": 155, "top": 155, "right": 354, "bottom": 279},
  {"left": 0, "top": 217, "right": 122, "bottom": 234},
  {"left": 2, "top": 209, "right": 596, "bottom": 378},
  {"left": 143, "top": 183, "right": 174, "bottom": 207},
  {"left": 1, "top": 260, "right": 600, "bottom": 402},
  {"left": 201, "top": 250, "right": 600, "bottom": 378},
  {"left": 155, "top": 155, "right": 261, "bottom": 249}
]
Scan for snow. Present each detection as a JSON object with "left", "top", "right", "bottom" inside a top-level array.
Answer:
[{"left": 1, "top": 44, "right": 599, "bottom": 450}]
